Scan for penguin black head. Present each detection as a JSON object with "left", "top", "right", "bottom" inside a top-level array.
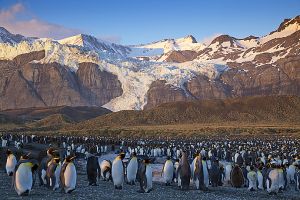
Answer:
[
  {"left": 6, "top": 149, "right": 13, "bottom": 156},
  {"left": 166, "top": 156, "right": 171, "bottom": 160},
  {"left": 132, "top": 152, "right": 137, "bottom": 157},
  {"left": 21, "top": 153, "right": 30, "bottom": 160},
  {"left": 119, "top": 152, "right": 125, "bottom": 160},
  {"left": 47, "top": 147, "right": 57, "bottom": 156},
  {"left": 144, "top": 158, "right": 150, "bottom": 164},
  {"left": 90, "top": 147, "right": 97, "bottom": 154}
]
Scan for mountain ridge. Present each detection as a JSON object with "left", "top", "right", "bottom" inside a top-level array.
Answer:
[{"left": 0, "top": 15, "right": 299, "bottom": 111}]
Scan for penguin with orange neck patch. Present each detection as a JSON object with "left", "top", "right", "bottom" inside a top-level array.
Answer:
[
  {"left": 60, "top": 155, "right": 77, "bottom": 193},
  {"left": 13, "top": 153, "right": 39, "bottom": 196},
  {"left": 112, "top": 152, "right": 125, "bottom": 189},
  {"left": 137, "top": 157, "right": 153, "bottom": 193}
]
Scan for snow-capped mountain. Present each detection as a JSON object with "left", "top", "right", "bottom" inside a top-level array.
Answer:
[
  {"left": 128, "top": 35, "right": 206, "bottom": 60},
  {"left": 0, "top": 27, "right": 33, "bottom": 45},
  {"left": 58, "top": 34, "right": 131, "bottom": 57},
  {"left": 0, "top": 15, "right": 299, "bottom": 111}
]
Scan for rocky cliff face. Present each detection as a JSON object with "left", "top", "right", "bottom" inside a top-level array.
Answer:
[
  {"left": 144, "top": 59, "right": 300, "bottom": 109},
  {"left": 0, "top": 16, "right": 299, "bottom": 111},
  {"left": 0, "top": 51, "right": 122, "bottom": 110},
  {"left": 143, "top": 16, "right": 300, "bottom": 109},
  {"left": 144, "top": 80, "right": 190, "bottom": 109},
  {"left": 76, "top": 62, "right": 123, "bottom": 106}
]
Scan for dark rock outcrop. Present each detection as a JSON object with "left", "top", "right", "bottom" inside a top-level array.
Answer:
[
  {"left": 0, "top": 52, "right": 123, "bottom": 110},
  {"left": 144, "top": 80, "right": 190, "bottom": 110},
  {"left": 163, "top": 50, "right": 198, "bottom": 63},
  {"left": 186, "top": 74, "right": 231, "bottom": 100},
  {"left": 77, "top": 62, "right": 123, "bottom": 106}
]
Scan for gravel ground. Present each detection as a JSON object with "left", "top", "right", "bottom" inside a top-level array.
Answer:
[{"left": 1, "top": 168, "right": 299, "bottom": 200}]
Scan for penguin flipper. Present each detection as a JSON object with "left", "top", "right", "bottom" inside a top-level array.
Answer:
[{"left": 60, "top": 163, "right": 67, "bottom": 190}]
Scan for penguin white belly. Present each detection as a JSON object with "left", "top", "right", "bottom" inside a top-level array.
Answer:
[
  {"left": 257, "top": 172, "right": 263, "bottom": 189},
  {"left": 54, "top": 164, "right": 62, "bottom": 190},
  {"left": 100, "top": 160, "right": 111, "bottom": 179},
  {"left": 154, "top": 149, "right": 158, "bottom": 157},
  {"left": 167, "top": 149, "right": 171, "bottom": 156},
  {"left": 174, "top": 162, "right": 179, "bottom": 183},
  {"left": 15, "top": 164, "right": 32, "bottom": 196},
  {"left": 202, "top": 162, "right": 209, "bottom": 187},
  {"left": 176, "top": 150, "right": 180, "bottom": 159},
  {"left": 278, "top": 170, "right": 285, "bottom": 189},
  {"left": 112, "top": 159, "right": 124, "bottom": 186},
  {"left": 287, "top": 166, "right": 295, "bottom": 183},
  {"left": 127, "top": 158, "right": 138, "bottom": 182},
  {"left": 267, "top": 169, "right": 279, "bottom": 193},
  {"left": 247, "top": 172, "right": 257, "bottom": 190},
  {"left": 145, "top": 165, "right": 153, "bottom": 191},
  {"left": 163, "top": 161, "right": 174, "bottom": 183},
  {"left": 64, "top": 163, "right": 77, "bottom": 192},
  {"left": 225, "top": 165, "right": 232, "bottom": 184},
  {"left": 6, "top": 155, "right": 17, "bottom": 175},
  {"left": 190, "top": 158, "right": 196, "bottom": 180}
]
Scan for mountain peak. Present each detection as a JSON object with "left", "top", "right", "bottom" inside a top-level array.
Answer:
[
  {"left": 0, "top": 27, "right": 10, "bottom": 34},
  {"left": 183, "top": 35, "right": 197, "bottom": 43},
  {"left": 0, "top": 26, "right": 29, "bottom": 45},
  {"left": 274, "top": 15, "right": 300, "bottom": 33},
  {"left": 209, "top": 34, "right": 236, "bottom": 45}
]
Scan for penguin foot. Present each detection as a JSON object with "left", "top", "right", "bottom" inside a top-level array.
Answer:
[
  {"left": 67, "top": 189, "right": 75, "bottom": 194},
  {"left": 137, "top": 189, "right": 145, "bottom": 193},
  {"left": 8, "top": 172, "right": 13, "bottom": 176},
  {"left": 115, "top": 185, "right": 122, "bottom": 190},
  {"left": 20, "top": 190, "right": 29, "bottom": 196}
]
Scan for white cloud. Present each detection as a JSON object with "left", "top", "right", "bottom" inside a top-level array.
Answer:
[
  {"left": 200, "top": 33, "right": 223, "bottom": 45},
  {"left": 0, "top": 3, "right": 81, "bottom": 39}
]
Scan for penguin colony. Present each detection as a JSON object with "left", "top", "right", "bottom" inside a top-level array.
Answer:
[{"left": 1, "top": 133, "right": 300, "bottom": 196}]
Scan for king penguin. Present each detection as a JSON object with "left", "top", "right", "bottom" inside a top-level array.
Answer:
[
  {"left": 137, "top": 157, "right": 153, "bottom": 193},
  {"left": 6, "top": 149, "right": 17, "bottom": 176},
  {"left": 230, "top": 164, "right": 244, "bottom": 188},
  {"left": 60, "top": 155, "right": 77, "bottom": 193},
  {"left": 13, "top": 154, "right": 39, "bottom": 196},
  {"left": 112, "top": 152, "right": 125, "bottom": 189},
  {"left": 194, "top": 154, "right": 209, "bottom": 190},
  {"left": 224, "top": 164, "right": 232, "bottom": 185},
  {"left": 247, "top": 165, "right": 257, "bottom": 191},
  {"left": 39, "top": 147, "right": 57, "bottom": 186},
  {"left": 100, "top": 159, "right": 112, "bottom": 181},
  {"left": 266, "top": 161, "right": 280, "bottom": 195},
  {"left": 126, "top": 152, "right": 138, "bottom": 185},
  {"left": 162, "top": 156, "right": 174, "bottom": 186},
  {"left": 46, "top": 156, "right": 61, "bottom": 190},
  {"left": 257, "top": 166, "right": 264, "bottom": 190},
  {"left": 177, "top": 151, "right": 191, "bottom": 190},
  {"left": 86, "top": 152, "right": 100, "bottom": 186}
]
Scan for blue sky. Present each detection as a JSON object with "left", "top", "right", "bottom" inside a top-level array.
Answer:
[{"left": 0, "top": 0, "right": 299, "bottom": 44}]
